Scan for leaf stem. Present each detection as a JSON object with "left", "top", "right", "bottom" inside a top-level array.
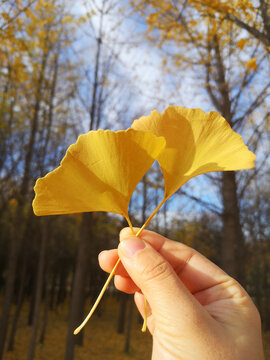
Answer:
[
  {"left": 73, "top": 258, "right": 121, "bottom": 335},
  {"left": 73, "top": 198, "right": 167, "bottom": 335},
  {"left": 125, "top": 215, "right": 135, "bottom": 235},
  {"left": 136, "top": 197, "right": 166, "bottom": 237},
  {"left": 141, "top": 296, "right": 148, "bottom": 332}
]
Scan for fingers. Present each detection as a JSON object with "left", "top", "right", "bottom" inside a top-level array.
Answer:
[
  {"left": 99, "top": 227, "right": 233, "bottom": 299},
  {"left": 99, "top": 249, "right": 140, "bottom": 294},
  {"left": 121, "top": 228, "right": 230, "bottom": 296},
  {"left": 114, "top": 274, "right": 140, "bottom": 294},
  {"left": 98, "top": 249, "right": 130, "bottom": 277},
  {"left": 117, "top": 233, "right": 206, "bottom": 327}
]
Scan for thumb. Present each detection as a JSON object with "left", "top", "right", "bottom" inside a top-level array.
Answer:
[{"left": 118, "top": 234, "right": 203, "bottom": 325}]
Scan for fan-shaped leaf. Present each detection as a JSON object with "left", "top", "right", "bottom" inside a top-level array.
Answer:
[
  {"left": 33, "top": 128, "right": 166, "bottom": 218},
  {"left": 132, "top": 106, "right": 255, "bottom": 199}
]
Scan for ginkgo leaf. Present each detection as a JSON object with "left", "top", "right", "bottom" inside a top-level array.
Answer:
[
  {"left": 33, "top": 128, "right": 166, "bottom": 218},
  {"left": 246, "top": 57, "right": 258, "bottom": 71},
  {"left": 132, "top": 106, "right": 255, "bottom": 200}
]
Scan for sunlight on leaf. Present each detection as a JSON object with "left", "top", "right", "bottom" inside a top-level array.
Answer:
[
  {"left": 132, "top": 106, "right": 255, "bottom": 200},
  {"left": 32, "top": 107, "right": 255, "bottom": 336},
  {"left": 33, "top": 128, "right": 165, "bottom": 335},
  {"left": 33, "top": 128, "right": 166, "bottom": 219}
]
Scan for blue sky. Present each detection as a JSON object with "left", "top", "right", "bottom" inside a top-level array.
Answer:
[{"left": 66, "top": 0, "right": 266, "bottom": 226}]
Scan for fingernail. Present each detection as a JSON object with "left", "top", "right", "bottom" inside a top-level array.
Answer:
[{"left": 119, "top": 237, "right": 146, "bottom": 257}]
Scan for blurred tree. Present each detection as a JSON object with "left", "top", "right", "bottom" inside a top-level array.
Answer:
[
  {"left": 27, "top": 218, "right": 48, "bottom": 360},
  {"left": 130, "top": 0, "right": 270, "bottom": 285},
  {"left": 170, "top": 213, "right": 222, "bottom": 263},
  {"left": 0, "top": 1, "right": 79, "bottom": 357},
  {"left": 64, "top": 1, "right": 130, "bottom": 359},
  {"left": 124, "top": 295, "right": 134, "bottom": 353},
  {"left": 242, "top": 169, "right": 270, "bottom": 329},
  {"left": 187, "top": 0, "right": 270, "bottom": 48}
]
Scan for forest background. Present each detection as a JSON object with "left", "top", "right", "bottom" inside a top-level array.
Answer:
[{"left": 0, "top": 0, "right": 269, "bottom": 359}]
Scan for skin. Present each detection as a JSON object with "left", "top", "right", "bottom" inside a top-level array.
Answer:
[{"left": 99, "top": 228, "right": 265, "bottom": 360}]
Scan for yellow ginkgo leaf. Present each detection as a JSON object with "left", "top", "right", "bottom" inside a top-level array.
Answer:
[
  {"left": 237, "top": 38, "right": 248, "bottom": 50},
  {"left": 246, "top": 57, "right": 258, "bottom": 71},
  {"left": 132, "top": 106, "right": 255, "bottom": 200},
  {"left": 33, "top": 128, "right": 165, "bottom": 219}
]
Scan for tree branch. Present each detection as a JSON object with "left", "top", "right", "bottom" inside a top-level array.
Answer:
[
  {"left": 178, "top": 189, "right": 222, "bottom": 216},
  {"left": 0, "top": 0, "right": 37, "bottom": 30},
  {"left": 233, "top": 82, "right": 270, "bottom": 129},
  {"left": 239, "top": 151, "right": 270, "bottom": 199},
  {"left": 225, "top": 12, "right": 270, "bottom": 47}
]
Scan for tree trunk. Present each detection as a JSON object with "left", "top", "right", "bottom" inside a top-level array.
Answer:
[
  {"left": 117, "top": 293, "right": 128, "bottom": 334},
  {"left": 65, "top": 212, "right": 93, "bottom": 360},
  {"left": 163, "top": 201, "right": 168, "bottom": 237},
  {"left": 0, "top": 48, "right": 48, "bottom": 360},
  {"left": 209, "top": 35, "right": 247, "bottom": 286},
  {"left": 49, "top": 270, "right": 57, "bottom": 310},
  {"left": 141, "top": 175, "right": 148, "bottom": 225},
  {"left": 39, "top": 280, "right": 49, "bottom": 345},
  {"left": 64, "top": 4, "right": 108, "bottom": 359},
  {"left": 56, "top": 268, "right": 68, "bottom": 306},
  {"left": 7, "top": 210, "right": 34, "bottom": 351},
  {"left": 27, "top": 218, "right": 48, "bottom": 360},
  {"left": 124, "top": 296, "right": 133, "bottom": 353},
  {"left": 221, "top": 171, "right": 246, "bottom": 285},
  {"left": 0, "top": 205, "right": 23, "bottom": 359},
  {"left": 7, "top": 246, "right": 27, "bottom": 351},
  {"left": 254, "top": 260, "right": 262, "bottom": 312},
  {"left": 260, "top": 0, "right": 270, "bottom": 39},
  {"left": 28, "top": 279, "right": 36, "bottom": 326}
]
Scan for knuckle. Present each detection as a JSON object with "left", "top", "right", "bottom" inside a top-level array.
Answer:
[
  {"left": 224, "top": 277, "right": 246, "bottom": 298},
  {"left": 141, "top": 259, "right": 171, "bottom": 283}
]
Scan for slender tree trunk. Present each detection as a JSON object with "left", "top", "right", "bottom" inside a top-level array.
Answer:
[
  {"left": 49, "top": 270, "right": 57, "bottom": 310},
  {"left": 7, "top": 210, "right": 34, "bottom": 351},
  {"left": 163, "top": 201, "right": 168, "bottom": 237},
  {"left": 7, "top": 247, "right": 27, "bottom": 351},
  {"left": 27, "top": 218, "right": 48, "bottom": 360},
  {"left": 117, "top": 293, "right": 128, "bottom": 334},
  {"left": 141, "top": 175, "right": 147, "bottom": 225},
  {"left": 56, "top": 269, "right": 68, "bottom": 306},
  {"left": 254, "top": 259, "right": 262, "bottom": 311},
  {"left": 65, "top": 213, "right": 93, "bottom": 360},
  {"left": 7, "top": 290, "right": 25, "bottom": 351},
  {"left": 124, "top": 296, "right": 133, "bottom": 353},
  {"left": 0, "top": 205, "right": 23, "bottom": 359},
  {"left": 39, "top": 280, "right": 49, "bottom": 345},
  {"left": 221, "top": 171, "right": 246, "bottom": 284},
  {"left": 28, "top": 280, "right": 36, "bottom": 326},
  {"left": 39, "top": 246, "right": 51, "bottom": 345},
  {"left": 41, "top": 48, "right": 59, "bottom": 165},
  {"left": 89, "top": 12, "right": 104, "bottom": 131},
  {"left": 0, "top": 48, "right": 48, "bottom": 360}
]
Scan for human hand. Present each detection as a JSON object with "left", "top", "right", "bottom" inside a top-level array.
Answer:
[{"left": 99, "top": 228, "right": 264, "bottom": 360}]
